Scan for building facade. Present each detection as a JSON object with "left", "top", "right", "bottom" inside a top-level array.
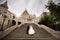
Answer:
[
  {"left": 0, "top": 1, "right": 16, "bottom": 31},
  {"left": 19, "top": 10, "right": 39, "bottom": 23}
]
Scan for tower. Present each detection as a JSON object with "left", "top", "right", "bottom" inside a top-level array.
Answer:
[
  {"left": 0, "top": 0, "right": 8, "bottom": 9},
  {"left": 22, "top": 9, "right": 29, "bottom": 15}
]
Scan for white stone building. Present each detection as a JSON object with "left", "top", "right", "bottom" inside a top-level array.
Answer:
[{"left": 19, "top": 10, "right": 39, "bottom": 23}]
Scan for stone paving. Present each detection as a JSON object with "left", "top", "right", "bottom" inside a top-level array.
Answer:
[{"left": 2, "top": 23, "right": 57, "bottom": 40}]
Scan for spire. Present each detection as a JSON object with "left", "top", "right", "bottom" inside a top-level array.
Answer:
[
  {"left": 22, "top": 9, "right": 29, "bottom": 15},
  {"left": 4, "top": 0, "right": 7, "bottom": 6},
  {"left": 0, "top": 0, "right": 8, "bottom": 9}
]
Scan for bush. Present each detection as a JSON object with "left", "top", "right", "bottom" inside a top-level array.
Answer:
[{"left": 55, "top": 22, "right": 60, "bottom": 31}]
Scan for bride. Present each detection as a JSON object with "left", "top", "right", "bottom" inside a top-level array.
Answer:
[{"left": 27, "top": 25, "right": 35, "bottom": 35}]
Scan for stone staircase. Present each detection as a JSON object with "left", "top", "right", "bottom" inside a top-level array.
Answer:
[{"left": 2, "top": 23, "right": 57, "bottom": 40}]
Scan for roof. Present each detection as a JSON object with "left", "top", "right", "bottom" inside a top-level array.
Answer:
[
  {"left": 0, "top": 1, "right": 8, "bottom": 9},
  {"left": 22, "top": 10, "right": 29, "bottom": 15}
]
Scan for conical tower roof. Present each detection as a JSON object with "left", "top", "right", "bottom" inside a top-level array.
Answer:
[
  {"left": 0, "top": 0, "right": 8, "bottom": 9},
  {"left": 22, "top": 9, "right": 29, "bottom": 15}
]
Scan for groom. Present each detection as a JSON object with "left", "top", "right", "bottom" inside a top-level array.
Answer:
[{"left": 26, "top": 25, "right": 29, "bottom": 34}]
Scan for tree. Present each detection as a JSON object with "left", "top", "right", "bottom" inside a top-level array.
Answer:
[
  {"left": 38, "top": 13, "right": 56, "bottom": 30},
  {"left": 46, "top": 0, "right": 60, "bottom": 31},
  {"left": 46, "top": 0, "right": 60, "bottom": 20},
  {"left": 46, "top": 0, "right": 56, "bottom": 16}
]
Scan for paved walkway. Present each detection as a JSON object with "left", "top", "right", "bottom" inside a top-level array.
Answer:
[{"left": 2, "top": 23, "right": 57, "bottom": 40}]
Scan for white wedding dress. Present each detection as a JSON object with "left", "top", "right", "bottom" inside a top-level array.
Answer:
[{"left": 28, "top": 25, "right": 35, "bottom": 35}]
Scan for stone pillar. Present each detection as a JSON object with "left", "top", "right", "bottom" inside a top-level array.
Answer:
[{"left": 0, "top": 14, "right": 4, "bottom": 31}]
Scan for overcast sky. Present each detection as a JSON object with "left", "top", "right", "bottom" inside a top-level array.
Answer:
[{"left": 0, "top": 0, "right": 60, "bottom": 17}]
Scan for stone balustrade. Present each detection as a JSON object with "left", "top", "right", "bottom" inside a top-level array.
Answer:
[
  {"left": 0, "top": 25, "right": 17, "bottom": 39},
  {"left": 36, "top": 23, "right": 60, "bottom": 39}
]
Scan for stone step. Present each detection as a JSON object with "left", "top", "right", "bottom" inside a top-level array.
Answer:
[
  {"left": 4, "top": 34, "right": 54, "bottom": 38},
  {"left": 2, "top": 38, "right": 57, "bottom": 40}
]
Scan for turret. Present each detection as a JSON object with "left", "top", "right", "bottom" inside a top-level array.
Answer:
[{"left": 0, "top": 0, "right": 8, "bottom": 9}]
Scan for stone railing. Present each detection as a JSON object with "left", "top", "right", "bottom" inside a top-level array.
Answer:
[
  {"left": 0, "top": 25, "right": 17, "bottom": 39},
  {"left": 17, "top": 23, "right": 24, "bottom": 27},
  {"left": 36, "top": 23, "right": 60, "bottom": 39}
]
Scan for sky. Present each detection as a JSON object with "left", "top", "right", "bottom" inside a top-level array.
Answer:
[{"left": 0, "top": 0, "right": 60, "bottom": 17}]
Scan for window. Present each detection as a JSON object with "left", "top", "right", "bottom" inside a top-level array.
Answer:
[
  {"left": 18, "top": 22, "right": 21, "bottom": 25},
  {"left": 4, "top": 11, "right": 7, "bottom": 13}
]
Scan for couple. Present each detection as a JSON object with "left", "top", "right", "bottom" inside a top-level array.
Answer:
[{"left": 27, "top": 25, "right": 35, "bottom": 35}]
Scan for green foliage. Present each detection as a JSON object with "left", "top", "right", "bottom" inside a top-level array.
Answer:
[
  {"left": 43, "top": 0, "right": 60, "bottom": 31},
  {"left": 38, "top": 14, "right": 55, "bottom": 29},
  {"left": 46, "top": 0, "right": 60, "bottom": 20},
  {"left": 46, "top": 0, "right": 56, "bottom": 15},
  {"left": 38, "top": 0, "right": 60, "bottom": 30}
]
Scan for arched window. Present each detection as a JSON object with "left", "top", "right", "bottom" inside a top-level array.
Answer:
[
  {"left": 13, "top": 16, "right": 15, "bottom": 19},
  {"left": 18, "top": 22, "right": 21, "bottom": 25},
  {"left": 12, "top": 20, "right": 16, "bottom": 26}
]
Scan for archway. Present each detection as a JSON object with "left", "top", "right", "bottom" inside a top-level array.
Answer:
[
  {"left": 12, "top": 20, "right": 16, "bottom": 26},
  {"left": 18, "top": 22, "right": 21, "bottom": 25}
]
